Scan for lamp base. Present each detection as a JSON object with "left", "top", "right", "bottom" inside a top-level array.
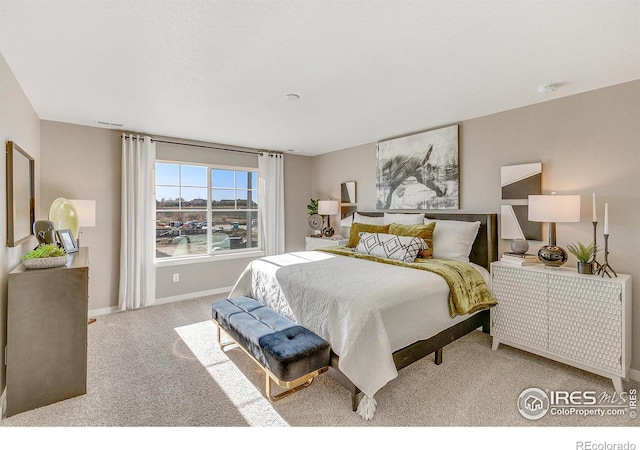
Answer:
[
  {"left": 537, "top": 245, "right": 568, "bottom": 267},
  {"left": 322, "top": 227, "right": 335, "bottom": 238}
]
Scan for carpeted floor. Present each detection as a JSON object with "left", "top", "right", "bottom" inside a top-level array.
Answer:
[{"left": 2, "top": 294, "right": 639, "bottom": 442}]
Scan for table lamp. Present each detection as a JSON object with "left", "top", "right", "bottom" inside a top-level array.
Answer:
[
  {"left": 318, "top": 200, "right": 339, "bottom": 238},
  {"left": 69, "top": 199, "right": 96, "bottom": 247},
  {"left": 528, "top": 194, "right": 580, "bottom": 267}
]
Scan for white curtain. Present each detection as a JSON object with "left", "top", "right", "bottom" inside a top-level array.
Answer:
[
  {"left": 118, "top": 134, "right": 156, "bottom": 310},
  {"left": 258, "top": 152, "right": 285, "bottom": 256}
]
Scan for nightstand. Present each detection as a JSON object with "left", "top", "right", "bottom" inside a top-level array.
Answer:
[
  {"left": 305, "top": 236, "right": 348, "bottom": 251},
  {"left": 490, "top": 261, "right": 631, "bottom": 393}
]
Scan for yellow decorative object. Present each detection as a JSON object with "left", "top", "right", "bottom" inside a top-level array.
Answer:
[{"left": 48, "top": 197, "right": 80, "bottom": 239}]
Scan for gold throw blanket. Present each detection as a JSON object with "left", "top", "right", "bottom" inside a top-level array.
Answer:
[{"left": 317, "top": 246, "right": 497, "bottom": 317}]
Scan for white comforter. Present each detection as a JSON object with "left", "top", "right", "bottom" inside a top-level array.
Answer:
[{"left": 229, "top": 250, "right": 490, "bottom": 419}]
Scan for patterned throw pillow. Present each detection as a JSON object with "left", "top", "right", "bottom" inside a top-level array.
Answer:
[
  {"left": 355, "top": 232, "right": 426, "bottom": 263},
  {"left": 388, "top": 222, "right": 435, "bottom": 259}
]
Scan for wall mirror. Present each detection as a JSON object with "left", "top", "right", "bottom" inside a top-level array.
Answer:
[
  {"left": 6, "top": 141, "right": 35, "bottom": 247},
  {"left": 341, "top": 181, "right": 356, "bottom": 204},
  {"left": 340, "top": 181, "right": 357, "bottom": 220}
]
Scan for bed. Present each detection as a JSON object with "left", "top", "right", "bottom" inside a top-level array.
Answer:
[{"left": 229, "top": 212, "right": 498, "bottom": 419}]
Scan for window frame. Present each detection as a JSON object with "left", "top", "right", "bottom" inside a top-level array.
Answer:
[{"left": 155, "top": 159, "right": 262, "bottom": 263}]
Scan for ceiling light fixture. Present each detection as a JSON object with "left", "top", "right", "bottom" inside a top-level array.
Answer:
[
  {"left": 537, "top": 84, "right": 559, "bottom": 94},
  {"left": 285, "top": 94, "right": 300, "bottom": 101}
]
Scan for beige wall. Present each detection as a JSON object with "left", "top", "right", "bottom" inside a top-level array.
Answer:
[
  {"left": 284, "top": 153, "right": 313, "bottom": 252},
  {"left": 311, "top": 80, "right": 640, "bottom": 372},
  {"left": 40, "top": 121, "right": 122, "bottom": 312},
  {"left": 0, "top": 52, "right": 41, "bottom": 396}
]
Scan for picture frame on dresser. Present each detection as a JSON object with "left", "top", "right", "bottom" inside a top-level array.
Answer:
[{"left": 58, "top": 229, "right": 79, "bottom": 253}]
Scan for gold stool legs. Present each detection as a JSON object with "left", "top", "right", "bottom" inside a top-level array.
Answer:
[{"left": 214, "top": 320, "right": 327, "bottom": 402}]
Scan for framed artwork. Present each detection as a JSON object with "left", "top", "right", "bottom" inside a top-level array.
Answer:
[
  {"left": 57, "top": 229, "right": 79, "bottom": 253},
  {"left": 376, "top": 124, "right": 459, "bottom": 210},
  {"left": 500, "top": 162, "right": 542, "bottom": 240},
  {"left": 6, "top": 141, "right": 35, "bottom": 247}
]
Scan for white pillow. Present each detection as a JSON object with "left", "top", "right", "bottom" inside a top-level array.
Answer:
[
  {"left": 424, "top": 219, "right": 481, "bottom": 262},
  {"left": 383, "top": 212, "right": 425, "bottom": 225},
  {"left": 355, "top": 232, "right": 426, "bottom": 263},
  {"left": 353, "top": 212, "right": 384, "bottom": 225}
]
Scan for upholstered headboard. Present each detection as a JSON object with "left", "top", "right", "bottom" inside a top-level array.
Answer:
[{"left": 353, "top": 212, "right": 498, "bottom": 270}]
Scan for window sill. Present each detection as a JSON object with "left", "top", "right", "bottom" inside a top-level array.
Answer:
[{"left": 155, "top": 249, "right": 265, "bottom": 267}]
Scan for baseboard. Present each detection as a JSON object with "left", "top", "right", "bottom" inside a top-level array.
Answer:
[
  {"left": 154, "top": 286, "right": 233, "bottom": 306},
  {"left": 0, "top": 387, "right": 6, "bottom": 421},
  {"left": 87, "top": 287, "right": 233, "bottom": 318},
  {"left": 89, "top": 305, "right": 119, "bottom": 317},
  {"left": 629, "top": 368, "right": 640, "bottom": 383}
]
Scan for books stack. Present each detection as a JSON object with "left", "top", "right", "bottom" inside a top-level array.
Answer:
[{"left": 500, "top": 252, "right": 539, "bottom": 266}]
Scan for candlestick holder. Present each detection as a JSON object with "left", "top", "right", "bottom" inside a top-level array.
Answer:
[
  {"left": 594, "top": 234, "right": 617, "bottom": 278},
  {"left": 589, "top": 221, "right": 602, "bottom": 272}
]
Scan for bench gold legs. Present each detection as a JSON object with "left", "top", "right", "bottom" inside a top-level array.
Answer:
[
  {"left": 214, "top": 320, "right": 327, "bottom": 402},
  {"left": 265, "top": 368, "right": 327, "bottom": 401}
]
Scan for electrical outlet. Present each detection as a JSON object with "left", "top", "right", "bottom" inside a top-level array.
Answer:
[{"left": 173, "top": 273, "right": 179, "bottom": 283}]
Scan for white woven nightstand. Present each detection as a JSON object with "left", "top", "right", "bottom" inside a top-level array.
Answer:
[
  {"left": 490, "top": 261, "right": 632, "bottom": 393},
  {"left": 305, "top": 236, "right": 348, "bottom": 251}
]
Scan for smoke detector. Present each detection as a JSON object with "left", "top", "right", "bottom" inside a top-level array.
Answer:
[{"left": 537, "top": 84, "right": 559, "bottom": 94}]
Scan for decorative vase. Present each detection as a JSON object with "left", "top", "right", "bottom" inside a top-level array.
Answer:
[
  {"left": 22, "top": 255, "right": 69, "bottom": 270},
  {"left": 510, "top": 239, "right": 529, "bottom": 254},
  {"left": 577, "top": 261, "right": 593, "bottom": 275}
]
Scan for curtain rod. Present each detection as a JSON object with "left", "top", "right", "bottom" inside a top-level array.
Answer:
[{"left": 122, "top": 134, "right": 282, "bottom": 157}]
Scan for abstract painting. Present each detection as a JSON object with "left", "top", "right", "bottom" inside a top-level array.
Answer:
[
  {"left": 376, "top": 125, "right": 459, "bottom": 210},
  {"left": 500, "top": 162, "right": 542, "bottom": 240}
]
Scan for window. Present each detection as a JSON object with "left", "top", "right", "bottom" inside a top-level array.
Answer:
[{"left": 155, "top": 162, "right": 259, "bottom": 259}]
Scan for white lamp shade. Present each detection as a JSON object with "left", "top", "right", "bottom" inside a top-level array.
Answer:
[
  {"left": 69, "top": 199, "right": 96, "bottom": 227},
  {"left": 318, "top": 200, "right": 339, "bottom": 215},
  {"left": 528, "top": 195, "right": 580, "bottom": 223}
]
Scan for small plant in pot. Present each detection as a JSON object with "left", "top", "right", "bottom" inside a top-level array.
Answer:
[
  {"left": 22, "top": 243, "right": 68, "bottom": 269},
  {"left": 307, "top": 199, "right": 319, "bottom": 216},
  {"left": 566, "top": 242, "right": 598, "bottom": 274}
]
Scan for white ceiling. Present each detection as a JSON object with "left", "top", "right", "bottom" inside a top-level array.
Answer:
[{"left": 0, "top": 1, "right": 638, "bottom": 156}]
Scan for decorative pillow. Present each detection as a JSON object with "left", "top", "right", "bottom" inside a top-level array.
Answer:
[
  {"left": 347, "top": 223, "right": 390, "bottom": 248},
  {"left": 383, "top": 212, "right": 425, "bottom": 225},
  {"left": 355, "top": 232, "right": 426, "bottom": 263},
  {"left": 353, "top": 212, "right": 385, "bottom": 225},
  {"left": 424, "top": 219, "right": 481, "bottom": 262},
  {"left": 388, "top": 222, "right": 436, "bottom": 259}
]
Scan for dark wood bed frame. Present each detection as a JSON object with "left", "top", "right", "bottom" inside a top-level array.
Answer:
[{"left": 327, "top": 212, "right": 498, "bottom": 410}]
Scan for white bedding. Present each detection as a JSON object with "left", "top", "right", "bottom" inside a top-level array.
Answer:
[{"left": 228, "top": 250, "right": 491, "bottom": 418}]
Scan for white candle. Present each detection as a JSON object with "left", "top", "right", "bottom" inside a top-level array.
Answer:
[
  {"left": 592, "top": 193, "right": 597, "bottom": 222},
  {"left": 604, "top": 203, "right": 609, "bottom": 234}
]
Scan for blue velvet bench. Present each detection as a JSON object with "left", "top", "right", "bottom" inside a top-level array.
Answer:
[{"left": 211, "top": 296, "right": 330, "bottom": 401}]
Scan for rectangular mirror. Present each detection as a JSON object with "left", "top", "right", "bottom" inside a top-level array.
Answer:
[
  {"left": 340, "top": 181, "right": 357, "bottom": 220},
  {"left": 341, "top": 181, "right": 356, "bottom": 204},
  {"left": 6, "top": 141, "right": 35, "bottom": 247}
]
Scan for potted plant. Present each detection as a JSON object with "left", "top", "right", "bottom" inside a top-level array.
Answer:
[
  {"left": 22, "top": 243, "right": 69, "bottom": 269},
  {"left": 307, "top": 199, "right": 319, "bottom": 216},
  {"left": 566, "top": 242, "right": 598, "bottom": 274}
]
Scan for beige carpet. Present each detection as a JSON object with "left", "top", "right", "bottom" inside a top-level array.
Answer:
[{"left": 2, "top": 294, "right": 639, "bottom": 443}]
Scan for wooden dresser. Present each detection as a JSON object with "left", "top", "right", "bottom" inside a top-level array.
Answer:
[{"left": 6, "top": 248, "right": 89, "bottom": 417}]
